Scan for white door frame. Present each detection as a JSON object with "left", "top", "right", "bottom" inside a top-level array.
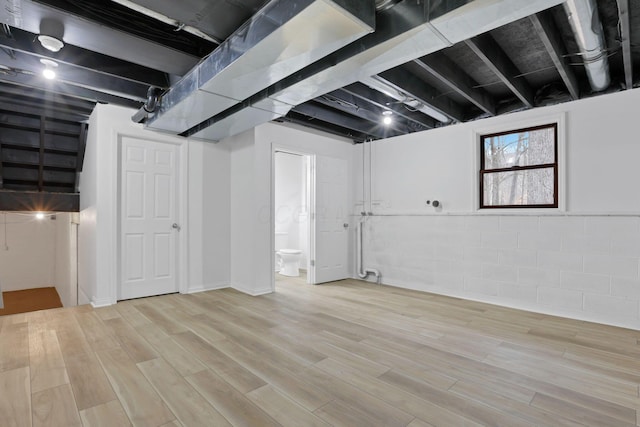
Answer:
[
  {"left": 110, "top": 132, "right": 189, "bottom": 303},
  {"left": 271, "top": 143, "right": 315, "bottom": 291}
]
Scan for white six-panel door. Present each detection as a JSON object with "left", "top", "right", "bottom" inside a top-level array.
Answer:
[
  {"left": 314, "top": 155, "right": 349, "bottom": 284},
  {"left": 120, "top": 137, "right": 179, "bottom": 300}
]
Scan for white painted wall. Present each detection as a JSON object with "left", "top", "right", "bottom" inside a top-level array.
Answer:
[
  {"left": 0, "top": 212, "right": 76, "bottom": 306},
  {"left": 225, "top": 122, "right": 354, "bottom": 294},
  {"left": 275, "top": 152, "right": 308, "bottom": 267},
  {"left": 227, "top": 129, "right": 256, "bottom": 293},
  {"left": 0, "top": 213, "right": 56, "bottom": 292},
  {"left": 78, "top": 104, "right": 225, "bottom": 306},
  {"left": 188, "top": 140, "right": 231, "bottom": 292},
  {"left": 78, "top": 108, "right": 99, "bottom": 305},
  {"left": 54, "top": 213, "right": 78, "bottom": 307},
  {"left": 355, "top": 88, "right": 640, "bottom": 330}
]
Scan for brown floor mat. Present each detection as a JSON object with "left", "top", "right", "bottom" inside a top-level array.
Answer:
[{"left": 0, "top": 287, "right": 63, "bottom": 316}]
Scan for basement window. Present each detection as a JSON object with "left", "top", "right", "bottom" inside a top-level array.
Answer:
[{"left": 479, "top": 123, "right": 558, "bottom": 209}]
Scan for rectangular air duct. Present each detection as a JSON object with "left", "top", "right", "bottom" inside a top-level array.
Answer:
[
  {"left": 264, "top": 0, "right": 567, "bottom": 108},
  {"left": 187, "top": 0, "right": 565, "bottom": 142},
  {"left": 145, "top": 0, "right": 375, "bottom": 135}
]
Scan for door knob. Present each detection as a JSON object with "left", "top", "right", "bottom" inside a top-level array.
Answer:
[
  {"left": 172, "top": 223, "right": 181, "bottom": 231},
  {"left": 343, "top": 223, "right": 349, "bottom": 228}
]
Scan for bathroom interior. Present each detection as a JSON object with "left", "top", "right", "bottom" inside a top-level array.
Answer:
[{"left": 274, "top": 151, "right": 311, "bottom": 282}]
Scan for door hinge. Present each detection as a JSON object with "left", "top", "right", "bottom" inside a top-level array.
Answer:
[{"left": 310, "top": 260, "right": 315, "bottom": 266}]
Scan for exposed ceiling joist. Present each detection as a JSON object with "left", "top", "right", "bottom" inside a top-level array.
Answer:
[
  {"left": 376, "top": 68, "right": 465, "bottom": 122},
  {"left": 293, "top": 101, "right": 396, "bottom": 140},
  {"left": 1, "top": 127, "right": 79, "bottom": 153},
  {"left": 38, "top": 116, "right": 45, "bottom": 191},
  {"left": 2, "top": 149, "right": 76, "bottom": 170},
  {"left": 529, "top": 11, "right": 580, "bottom": 100},
  {"left": 0, "top": 96, "right": 91, "bottom": 122},
  {"left": 465, "top": 34, "right": 535, "bottom": 108},
  {"left": 0, "top": 190, "right": 79, "bottom": 211},
  {"left": 4, "top": 167, "right": 75, "bottom": 185},
  {"left": 0, "top": 73, "right": 140, "bottom": 108},
  {"left": 616, "top": 0, "right": 633, "bottom": 89},
  {"left": 12, "top": 0, "right": 202, "bottom": 76},
  {"left": 315, "top": 91, "right": 414, "bottom": 135},
  {"left": 340, "top": 84, "right": 435, "bottom": 130},
  {"left": 0, "top": 84, "right": 95, "bottom": 113},
  {"left": 0, "top": 53, "right": 149, "bottom": 101},
  {"left": 413, "top": 53, "right": 496, "bottom": 116},
  {"left": 0, "top": 101, "right": 88, "bottom": 123},
  {"left": 0, "top": 113, "right": 81, "bottom": 136},
  {"left": 0, "top": 27, "right": 169, "bottom": 88},
  {"left": 279, "top": 111, "right": 369, "bottom": 142}
]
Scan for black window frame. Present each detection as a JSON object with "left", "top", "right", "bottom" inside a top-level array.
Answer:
[{"left": 479, "top": 123, "right": 558, "bottom": 209}]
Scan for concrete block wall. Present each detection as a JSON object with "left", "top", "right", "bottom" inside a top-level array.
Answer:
[
  {"left": 363, "top": 214, "right": 640, "bottom": 329},
  {"left": 354, "top": 88, "right": 640, "bottom": 330}
]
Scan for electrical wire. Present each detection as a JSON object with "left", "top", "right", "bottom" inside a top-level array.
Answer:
[
  {"left": 2, "top": 24, "right": 12, "bottom": 38},
  {"left": 322, "top": 95, "right": 360, "bottom": 111}
]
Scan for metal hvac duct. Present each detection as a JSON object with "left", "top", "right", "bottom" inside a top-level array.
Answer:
[
  {"left": 563, "top": 0, "right": 610, "bottom": 91},
  {"left": 183, "top": 0, "right": 566, "bottom": 141},
  {"left": 143, "top": 0, "right": 375, "bottom": 134}
]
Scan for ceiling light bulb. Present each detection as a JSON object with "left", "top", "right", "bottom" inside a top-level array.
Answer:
[
  {"left": 382, "top": 110, "right": 393, "bottom": 126},
  {"left": 35, "top": 212, "right": 45, "bottom": 220},
  {"left": 40, "top": 58, "right": 58, "bottom": 80},
  {"left": 42, "top": 68, "right": 56, "bottom": 80},
  {"left": 38, "top": 35, "right": 64, "bottom": 52}
]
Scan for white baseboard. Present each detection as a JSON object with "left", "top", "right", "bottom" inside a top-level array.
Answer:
[
  {"left": 186, "top": 283, "right": 229, "bottom": 294},
  {"left": 368, "top": 277, "right": 640, "bottom": 331},
  {"left": 90, "top": 296, "right": 114, "bottom": 308},
  {"left": 231, "top": 284, "right": 273, "bottom": 296}
]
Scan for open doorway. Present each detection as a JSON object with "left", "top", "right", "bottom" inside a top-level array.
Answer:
[
  {"left": 0, "top": 211, "right": 78, "bottom": 315},
  {"left": 273, "top": 150, "right": 313, "bottom": 287}
]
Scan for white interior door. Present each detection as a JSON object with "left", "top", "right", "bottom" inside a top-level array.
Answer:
[
  {"left": 314, "top": 155, "right": 349, "bottom": 284},
  {"left": 120, "top": 137, "right": 179, "bottom": 300}
]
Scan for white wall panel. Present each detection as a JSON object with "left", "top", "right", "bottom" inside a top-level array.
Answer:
[{"left": 0, "top": 214, "right": 56, "bottom": 291}]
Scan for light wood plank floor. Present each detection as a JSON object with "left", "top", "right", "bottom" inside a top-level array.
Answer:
[{"left": 1, "top": 275, "right": 639, "bottom": 426}]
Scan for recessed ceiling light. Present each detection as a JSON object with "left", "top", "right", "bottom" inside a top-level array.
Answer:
[
  {"left": 35, "top": 212, "right": 45, "bottom": 220},
  {"left": 37, "top": 34, "right": 64, "bottom": 52}
]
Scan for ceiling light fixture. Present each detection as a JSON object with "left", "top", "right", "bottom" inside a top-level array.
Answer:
[
  {"left": 35, "top": 212, "right": 45, "bottom": 220},
  {"left": 37, "top": 34, "right": 64, "bottom": 52},
  {"left": 382, "top": 110, "right": 393, "bottom": 125},
  {"left": 40, "top": 58, "right": 58, "bottom": 80}
]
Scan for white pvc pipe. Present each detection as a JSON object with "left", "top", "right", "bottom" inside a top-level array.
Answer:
[
  {"left": 356, "top": 220, "right": 381, "bottom": 283},
  {"left": 111, "top": 0, "right": 222, "bottom": 44}
]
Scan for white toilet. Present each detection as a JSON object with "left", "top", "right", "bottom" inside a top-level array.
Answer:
[
  {"left": 275, "top": 231, "right": 302, "bottom": 277},
  {"left": 277, "top": 249, "right": 302, "bottom": 276}
]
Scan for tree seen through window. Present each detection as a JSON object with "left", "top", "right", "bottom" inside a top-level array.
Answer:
[{"left": 480, "top": 124, "right": 558, "bottom": 208}]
